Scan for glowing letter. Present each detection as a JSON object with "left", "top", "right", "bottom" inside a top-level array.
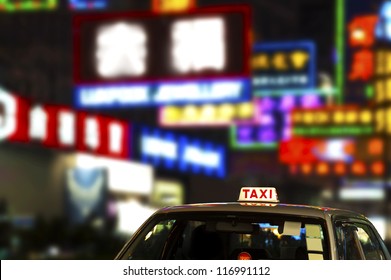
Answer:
[
  {"left": 96, "top": 22, "right": 147, "bottom": 78},
  {"left": 29, "top": 105, "right": 48, "bottom": 141},
  {"left": 171, "top": 17, "right": 225, "bottom": 73}
]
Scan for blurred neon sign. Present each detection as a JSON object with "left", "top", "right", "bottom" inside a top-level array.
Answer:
[
  {"left": 73, "top": 6, "right": 251, "bottom": 104},
  {"left": 0, "top": 88, "right": 130, "bottom": 159},
  {"left": 152, "top": 0, "right": 195, "bottom": 13},
  {"left": 0, "top": 0, "right": 57, "bottom": 11},
  {"left": 279, "top": 138, "right": 356, "bottom": 164},
  {"left": 292, "top": 106, "right": 373, "bottom": 136},
  {"left": 348, "top": 16, "right": 378, "bottom": 47},
  {"left": 348, "top": 15, "right": 377, "bottom": 81},
  {"left": 159, "top": 101, "right": 257, "bottom": 127},
  {"left": 74, "top": 79, "right": 250, "bottom": 108},
  {"left": 230, "top": 94, "right": 323, "bottom": 150},
  {"left": 376, "top": 1, "right": 391, "bottom": 41},
  {"left": 252, "top": 41, "right": 316, "bottom": 93},
  {"left": 68, "top": 0, "right": 107, "bottom": 10},
  {"left": 289, "top": 160, "right": 384, "bottom": 177},
  {"left": 139, "top": 127, "right": 226, "bottom": 178}
]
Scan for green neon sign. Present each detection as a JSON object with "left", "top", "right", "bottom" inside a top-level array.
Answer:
[
  {"left": 0, "top": 0, "right": 57, "bottom": 12},
  {"left": 293, "top": 125, "right": 373, "bottom": 136},
  {"left": 253, "top": 87, "right": 337, "bottom": 97},
  {"left": 335, "top": 0, "right": 345, "bottom": 104}
]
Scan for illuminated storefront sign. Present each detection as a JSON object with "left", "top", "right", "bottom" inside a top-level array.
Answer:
[
  {"left": 291, "top": 106, "right": 373, "bottom": 137},
  {"left": 283, "top": 137, "right": 385, "bottom": 177},
  {"left": 279, "top": 138, "right": 356, "bottom": 164},
  {"left": 139, "top": 126, "right": 226, "bottom": 177},
  {"left": 348, "top": 15, "right": 377, "bottom": 81},
  {"left": 73, "top": 6, "right": 251, "bottom": 107},
  {"left": 373, "top": 106, "right": 391, "bottom": 134},
  {"left": 0, "top": 88, "right": 130, "bottom": 159},
  {"left": 74, "top": 79, "right": 250, "bottom": 108},
  {"left": 376, "top": 1, "right": 391, "bottom": 41},
  {"left": 349, "top": 16, "right": 378, "bottom": 48},
  {"left": 152, "top": 0, "right": 195, "bottom": 13},
  {"left": 289, "top": 160, "right": 384, "bottom": 177},
  {"left": 0, "top": 0, "right": 57, "bottom": 11},
  {"left": 252, "top": 41, "right": 316, "bottom": 95},
  {"left": 230, "top": 94, "right": 323, "bottom": 150},
  {"left": 159, "top": 101, "right": 257, "bottom": 127},
  {"left": 68, "top": 0, "right": 107, "bottom": 10}
]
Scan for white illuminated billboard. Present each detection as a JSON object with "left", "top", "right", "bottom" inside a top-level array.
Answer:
[{"left": 75, "top": 153, "right": 154, "bottom": 195}]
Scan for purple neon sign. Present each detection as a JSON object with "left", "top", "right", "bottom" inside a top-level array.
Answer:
[{"left": 234, "top": 94, "right": 323, "bottom": 146}]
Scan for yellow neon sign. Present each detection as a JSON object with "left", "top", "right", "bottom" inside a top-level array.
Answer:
[
  {"left": 252, "top": 50, "right": 310, "bottom": 71},
  {"left": 292, "top": 108, "right": 373, "bottom": 126},
  {"left": 160, "top": 102, "right": 256, "bottom": 126}
]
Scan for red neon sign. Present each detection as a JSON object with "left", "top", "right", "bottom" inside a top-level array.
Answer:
[
  {"left": 0, "top": 90, "right": 130, "bottom": 159},
  {"left": 348, "top": 15, "right": 378, "bottom": 48},
  {"left": 349, "top": 49, "right": 374, "bottom": 81}
]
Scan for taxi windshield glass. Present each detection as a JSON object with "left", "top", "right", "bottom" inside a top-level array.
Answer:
[{"left": 120, "top": 212, "right": 330, "bottom": 260}]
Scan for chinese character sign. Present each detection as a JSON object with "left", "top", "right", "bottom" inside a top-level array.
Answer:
[
  {"left": 348, "top": 15, "right": 377, "bottom": 82},
  {"left": 0, "top": 88, "right": 131, "bottom": 159},
  {"left": 251, "top": 41, "right": 316, "bottom": 92},
  {"left": 73, "top": 6, "right": 250, "bottom": 84}
]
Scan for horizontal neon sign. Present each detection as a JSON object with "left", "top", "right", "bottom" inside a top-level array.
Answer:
[
  {"left": 139, "top": 126, "right": 226, "bottom": 178},
  {"left": 252, "top": 41, "right": 316, "bottom": 92},
  {"left": 289, "top": 161, "right": 384, "bottom": 177},
  {"left": 74, "top": 79, "right": 250, "bottom": 108},
  {"left": 279, "top": 138, "right": 356, "bottom": 164},
  {"left": 0, "top": 0, "right": 57, "bottom": 11},
  {"left": 73, "top": 6, "right": 251, "bottom": 84},
  {"left": 292, "top": 106, "right": 374, "bottom": 136},
  {"left": 68, "top": 0, "right": 107, "bottom": 10},
  {"left": 0, "top": 88, "right": 131, "bottom": 159},
  {"left": 159, "top": 101, "right": 257, "bottom": 127}
]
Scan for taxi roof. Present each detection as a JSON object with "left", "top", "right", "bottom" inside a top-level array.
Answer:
[{"left": 156, "top": 202, "right": 365, "bottom": 220}]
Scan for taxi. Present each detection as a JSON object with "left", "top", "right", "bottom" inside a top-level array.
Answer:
[{"left": 115, "top": 187, "right": 391, "bottom": 260}]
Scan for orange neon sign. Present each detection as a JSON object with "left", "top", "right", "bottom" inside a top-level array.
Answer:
[
  {"left": 152, "top": 0, "right": 195, "bottom": 13},
  {"left": 348, "top": 15, "right": 378, "bottom": 47}
]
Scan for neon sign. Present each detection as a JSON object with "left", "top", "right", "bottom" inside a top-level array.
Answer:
[
  {"left": 348, "top": 16, "right": 378, "bottom": 47},
  {"left": 68, "top": 0, "right": 107, "bottom": 10},
  {"left": 348, "top": 15, "right": 377, "bottom": 82},
  {"left": 252, "top": 41, "right": 316, "bottom": 94},
  {"left": 289, "top": 161, "right": 384, "bottom": 177},
  {"left": 279, "top": 138, "right": 356, "bottom": 164},
  {"left": 159, "top": 101, "right": 257, "bottom": 127},
  {"left": 230, "top": 94, "right": 323, "bottom": 150},
  {"left": 139, "top": 126, "right": 226, "bottom": 178},
  {"left": 152, "top": 0, "right": 195, "bottom": 14},
  {"left": 73, "top": 6, "right": 251, "bottom": 107},
  {"left": 291, "top": 106, "right": 374, "bottom": 137},
  {"left": 0, "top": 0, "right": 57, "bottom": 11},
  {"left": 376, "top": 1, "right": 391, "bottom": 41},
  {"left": 74, "top": 79, "right": 250, "bottom": 108},
  {"left": 0, "top": 88, "right": 130, "bottom": 159}
]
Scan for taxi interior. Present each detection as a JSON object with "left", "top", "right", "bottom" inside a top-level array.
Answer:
[{"left": 121, "top": 212, "right": 330, "bottom": 260}]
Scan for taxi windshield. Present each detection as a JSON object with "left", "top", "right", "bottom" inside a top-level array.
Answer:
[{"left": 119, "top": 212, "right": 330, "bottom": 260}]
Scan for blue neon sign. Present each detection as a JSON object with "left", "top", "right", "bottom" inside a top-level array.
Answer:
[
  {"left": 376, "top": 1, "right": 391, "bottom": 41},
  {"left": 139, "top": 126, "right": 226, "bottom": 178},
  {"left": 68, "top": 0, "right": 107, "bottom": 10},
  {"left": 74, "top": 79, "right": 250, "bottom": 108},
  {"left": 252, "top": 41, "right": 316, "bottom": 95}
]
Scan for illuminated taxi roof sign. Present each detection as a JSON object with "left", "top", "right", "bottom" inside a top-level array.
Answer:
[{"left": 238, "top": 187, "right": 279, "bottom": 203}]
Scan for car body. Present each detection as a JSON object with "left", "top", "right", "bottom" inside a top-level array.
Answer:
[{"left": 115, "top": 188, "right": 391, "bottom": 260}]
